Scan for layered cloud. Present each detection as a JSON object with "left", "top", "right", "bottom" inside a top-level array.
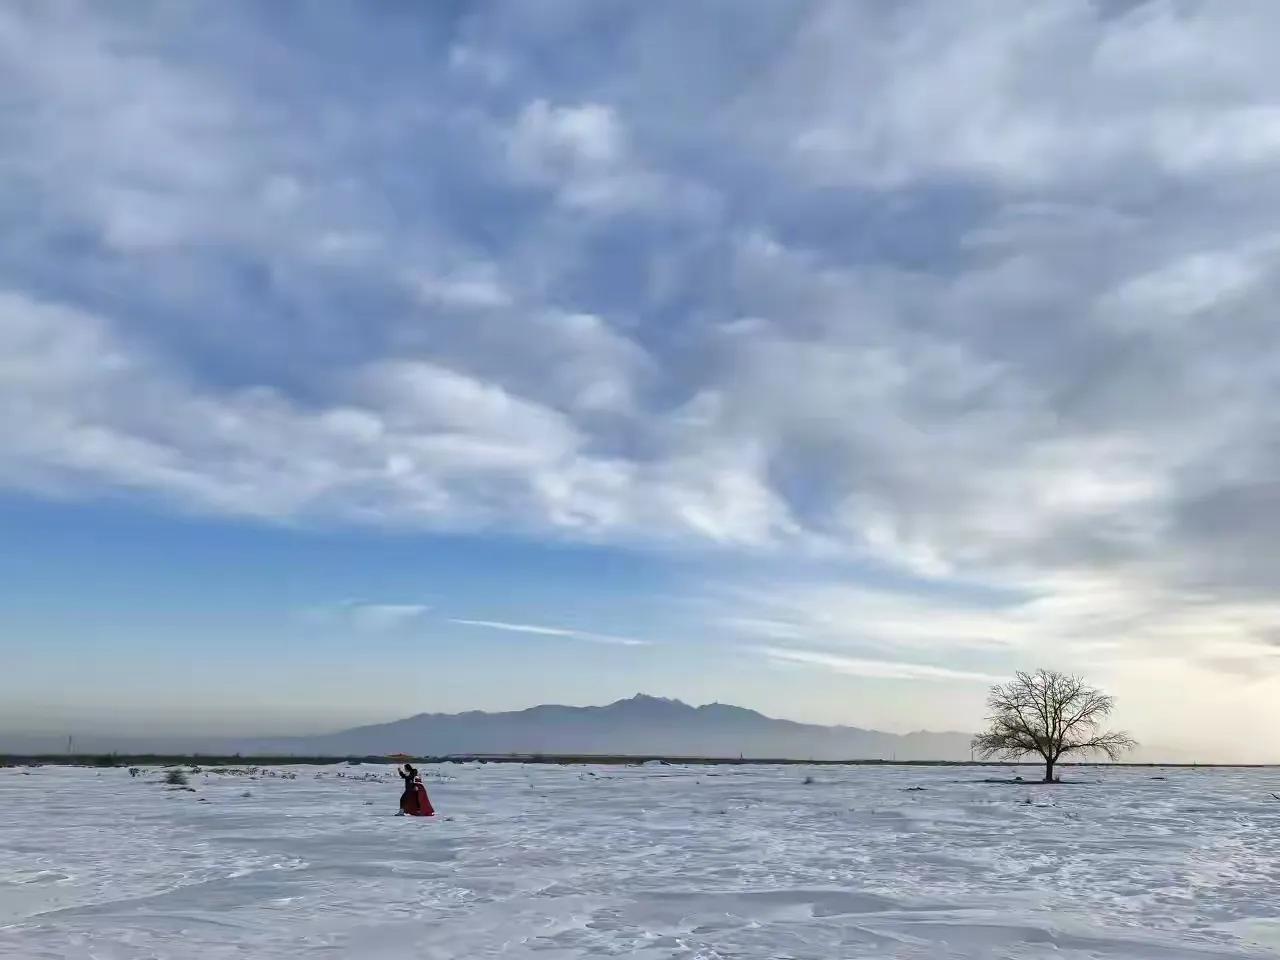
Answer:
[{"left": 4, "top": 2, "right": 1280, "bottom": 729}]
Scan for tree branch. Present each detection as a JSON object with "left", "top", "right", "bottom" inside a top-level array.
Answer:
[{"left": 972, "top": 668, "right": 1135, "bottom": 769}]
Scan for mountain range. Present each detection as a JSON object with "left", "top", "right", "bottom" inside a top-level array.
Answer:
[
  {"left": 259, "top": 694, "right": 977, "bottom": 760},
  {"left": 3, "top": 695, "right": 978, "bottom": 760}
]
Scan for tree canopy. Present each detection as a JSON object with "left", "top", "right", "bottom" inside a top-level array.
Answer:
[{"left": 972, "top": 669, "right": 1135, "bottom": 782}]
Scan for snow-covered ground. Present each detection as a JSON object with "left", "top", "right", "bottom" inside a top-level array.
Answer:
[{"left": 2, "top": 763, "right": 1279, "bottom": 958}]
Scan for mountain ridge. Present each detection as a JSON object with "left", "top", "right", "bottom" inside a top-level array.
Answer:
[
  {"left": 243, "top": 693, "right": 977, "bottom": 761},
  {"left": 0, "top": 693, "right": 976, "bottom": 759}
]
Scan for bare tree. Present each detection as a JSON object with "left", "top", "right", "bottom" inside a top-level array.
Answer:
[{"left": 972, "top": 669, "right": 1135, "bottom": 782}]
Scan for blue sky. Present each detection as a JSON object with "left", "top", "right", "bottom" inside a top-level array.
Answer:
[{"left": 5, "top": 2, "right": 1280, "bottom": 758}]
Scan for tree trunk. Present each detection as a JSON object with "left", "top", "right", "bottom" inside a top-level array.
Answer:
[{"left": 1044, "top": 758, "right": 1055, "bottom": 783}]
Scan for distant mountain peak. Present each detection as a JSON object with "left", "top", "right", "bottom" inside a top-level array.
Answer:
[
  {"left": 621, "top": 693, "right": 682, "bottom": 704},
  {"left": 603, "top": 693, "right": 693, "bottom": 716}
]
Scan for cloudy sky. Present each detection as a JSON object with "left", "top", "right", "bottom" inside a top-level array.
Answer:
[{"left": 4, "top": 1, "right": 1280, "bottom": 759}]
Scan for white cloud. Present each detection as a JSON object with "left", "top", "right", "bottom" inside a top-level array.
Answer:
[
  {"left": 0, "top": 288, "right": 801, "bottom": 546},
  {"left": 5, "top": 1, "right": 1280, "bottom": 750},
  {"left": 408, "top": 267, "right": 513, "bottom": 310},
  {"left": 1100, "top": 237, "right": 1280, "bottom": 330},
  {"left": 447, "top": 43, "right": 511, "bottom": 87},
  {"left": 449, "top": 618, "right": 649, "bottom": 647},
  {"left": 505, "top": 98, "right": 713, "bottom": 216},
  {"left": 507, "top": 100, "right": 636, "bottom": 211},
  {"left": 747, "top": 3, "right": 1280, "bottom": 189},
  {"left": 512, "top": 100, "right": 626, "bottom": 172},
  {"left": 301, "top": 601, "right": 431, "bottom": 632},
  {"left": 344, "top": 603, "right": 431, "bottom": 632},
  {"left": 757, "top": 646, "right": 1002, "bottom": 684}
]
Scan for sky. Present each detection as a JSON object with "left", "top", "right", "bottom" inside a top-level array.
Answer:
[{"left": 4, "top": 1, "right": 1280, "bottom": 760}]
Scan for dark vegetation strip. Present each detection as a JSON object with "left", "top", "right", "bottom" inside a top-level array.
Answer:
[{"left": 2, "top": 753, "right": 1273, "bottom": 769}]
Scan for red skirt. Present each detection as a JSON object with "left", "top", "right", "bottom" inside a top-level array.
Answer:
[{"left": 401, "top": 781, "right": 434, "bottom": 817}]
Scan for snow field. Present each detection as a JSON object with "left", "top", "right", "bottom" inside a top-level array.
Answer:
[{"left": 2, "top": 763, "right": 1279, "bottom": 958}]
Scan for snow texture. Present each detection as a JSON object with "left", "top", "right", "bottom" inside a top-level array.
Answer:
[{"left": 2, "top": 764, "right": 1279, "bottom": 958}]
